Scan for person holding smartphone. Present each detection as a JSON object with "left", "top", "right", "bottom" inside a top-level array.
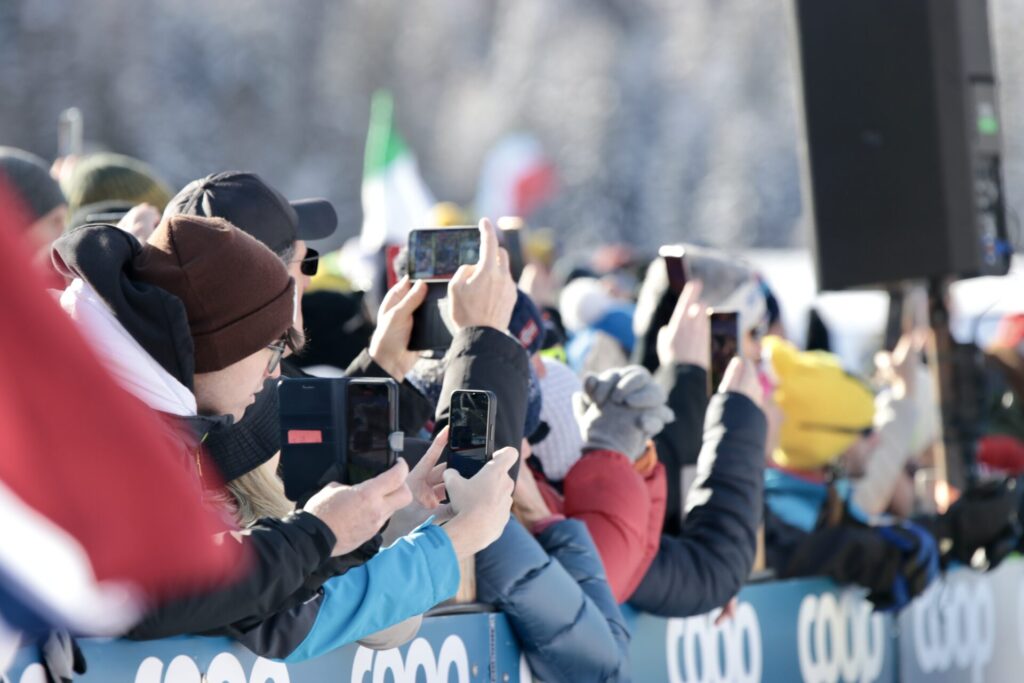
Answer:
[
  {"left": 627, "top": 281, "right": 770, "bottom": 619},
  {"left": 167, "top": 171, "right": 437, "bottom": 502},
  {"left": 52, "top": 214, "right": 519, "bottom": 657}
]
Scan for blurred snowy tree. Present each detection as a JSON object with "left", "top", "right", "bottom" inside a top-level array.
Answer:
[{"left": 0, "top": 0, "right": 1021, "bottom": 254}]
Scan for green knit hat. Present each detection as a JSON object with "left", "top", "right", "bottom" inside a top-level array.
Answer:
[{"left": 62, "top": 153, "right": 173, "bottom": 216}]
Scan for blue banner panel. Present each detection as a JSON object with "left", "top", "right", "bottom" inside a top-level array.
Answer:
[
  {"left": 627, "top": 578, "right": 897, "bottom": 683},
  {"left": 8, "top": 562, "right": 1024, "bottom": 683}
]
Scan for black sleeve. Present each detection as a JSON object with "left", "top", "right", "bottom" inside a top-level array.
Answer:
[
  {"left": 125, "top": 511, "right": 335, "bottom": 640},
  {"left": 629, "top": 393, "right": 766, "bottom": 617},
  {"left": 346, "top": 349, "right": 435, "bottom": 434},
  {"left": 653, "top": 363, "right": 710, "bottom": 536},
  {"left": 432, "top": 327, "right": 530, "bottom": 478}
]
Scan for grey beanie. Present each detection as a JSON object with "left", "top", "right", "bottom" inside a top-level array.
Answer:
[{"left": 0, "top": 147, "right": 66, "bottom": 222}]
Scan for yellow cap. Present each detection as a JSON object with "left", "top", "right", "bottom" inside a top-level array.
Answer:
[
  {"left": 431, "top": 202, "right": 469, "bottom": 227},
  {"left": 764, "top": 336, "right": 875, "bottom": 470}
]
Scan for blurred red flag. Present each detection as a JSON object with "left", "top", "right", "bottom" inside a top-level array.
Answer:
[{"left": 0, "top": 181, "right": 245, "bottom": 637}]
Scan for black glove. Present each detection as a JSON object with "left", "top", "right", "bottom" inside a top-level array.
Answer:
[
  {"left": 917, "top": 478, "right": 1022, "bottom": 569},
  {"left": 39, "top": 631, "right": 86, "bottom": 683}
]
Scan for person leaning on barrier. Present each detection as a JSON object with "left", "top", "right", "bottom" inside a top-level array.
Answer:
[
  {"left": 524, "top": 359, "right": 672, "bottom": 603},
  {"left": 475, "top": 449, "right": 631, "bottom": 681},
  {"left": 627, "top": 282, "right": 769, "bottom": 618},
  {"left": 759, "top": 336, "right": 940, "bottom": 612},
  {"left": 198, "top": 215, "right": 526, "bottom": 659},
  {"left": 51, "top": 215, "right": 516, "bottom": 651}
]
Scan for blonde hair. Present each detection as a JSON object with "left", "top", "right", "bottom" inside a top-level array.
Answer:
[{"left": 222, "top": 458, "right": 294, "bottom": 527}]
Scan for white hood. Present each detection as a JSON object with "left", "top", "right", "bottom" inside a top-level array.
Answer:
[{"left": 58, "top": 279, "right": 197, "bottom": 416}]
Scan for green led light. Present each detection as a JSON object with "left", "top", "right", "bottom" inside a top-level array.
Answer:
[{"left": 979, "top": 115, "right": 999, "bottom": 136}]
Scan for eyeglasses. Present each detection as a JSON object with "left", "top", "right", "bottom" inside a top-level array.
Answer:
[
  {"left": 265, "top": 330, "right": 300, "bottom": 375},
  {"left": 295, "top": 248, "right": 319, "bottom": 276}
]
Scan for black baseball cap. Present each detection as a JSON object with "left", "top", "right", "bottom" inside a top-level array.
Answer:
[{"left": 164, "top": 171, "right": 337, "bottom": 256}]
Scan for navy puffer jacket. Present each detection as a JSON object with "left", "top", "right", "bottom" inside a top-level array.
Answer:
[{"left": 476, "top": 518, "right": 630, "bottom": 683}]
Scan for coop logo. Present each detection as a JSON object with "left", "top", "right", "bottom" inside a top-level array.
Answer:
[
  {"left": 351, "top": 635, "right": 470, "bottom": 683},
  {"left": 912, "top": 576, "right": 994, "bottom": 683},
  {"left": 666, "top": 601, "right": 762, "bottom": 683},
  {"left": 797, "top": 591, "right": 885, "bottom": 683},
  {"left": 132, "top": 653, "right": 289, "bottom": 683}
]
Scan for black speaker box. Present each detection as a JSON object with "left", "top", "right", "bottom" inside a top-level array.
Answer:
[{"left": 792, "top": 0, "right": 1011, "bottom": 290}]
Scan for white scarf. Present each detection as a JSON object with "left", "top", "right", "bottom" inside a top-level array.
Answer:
[{"left": 58, "top": 279, "right": 198, "bottom": 416}]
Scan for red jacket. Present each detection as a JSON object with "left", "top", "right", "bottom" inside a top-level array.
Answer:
[{"left": 534, "top": 447, "right": 667, "bottom": 603}]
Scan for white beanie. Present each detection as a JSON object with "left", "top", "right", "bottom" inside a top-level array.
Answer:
[
  {"left": 533, "top": 358, "right": 586, "bottom": 482},
  {"left": 559, "top": 277, "right": 616, "bottom": 333}
]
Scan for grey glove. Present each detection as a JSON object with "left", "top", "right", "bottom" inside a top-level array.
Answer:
[{"left": 573, "top": 365, "right": 676, "bottom": 460}]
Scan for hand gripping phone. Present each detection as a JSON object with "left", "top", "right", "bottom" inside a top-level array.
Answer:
[{"left": 407, "top": 227, "right": 481, "bottom": 351}]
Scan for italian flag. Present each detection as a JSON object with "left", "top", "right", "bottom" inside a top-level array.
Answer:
[{"left": 360, "top": 90, "right": 435, "bottom": 252}]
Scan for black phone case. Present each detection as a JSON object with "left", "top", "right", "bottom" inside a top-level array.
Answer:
[
  {"left": 446, "top": 390, "right": 497, "bottom": 480},
  {"left": 409, "top": 282, "right": 453, "bottom": 351},
  {"left": 278, "top": 377, "right": 399, "bottom": 501},
  {"left": 278, "top": 378, "right": 347, "bottom": 502}
]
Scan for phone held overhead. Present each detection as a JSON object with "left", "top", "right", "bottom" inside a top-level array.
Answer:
[
  {"left": 407, "top": 226, "right": 481, "bottom": 351},
  {"left": 708, "top": 309, "right": 739, "bottom": 395}
]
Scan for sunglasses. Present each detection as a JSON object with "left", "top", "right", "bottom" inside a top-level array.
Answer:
[
  {"left": 296, "top": 248, "right": 319, "bottom": 277},
  {"left": 266, "top": 329, "right": 301, "bottom": 374}
]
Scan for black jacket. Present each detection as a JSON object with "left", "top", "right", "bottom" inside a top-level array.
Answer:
[
  {"left": 629, "top": 392, "right": 766, "bottom": 617},
  {"left": 652, "top": 363, "right": 710, "bottom": 535},
  {"left": 432, "top": 326, "right": 530, "bottom": 480}
]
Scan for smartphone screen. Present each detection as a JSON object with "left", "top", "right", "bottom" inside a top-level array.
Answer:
[
  {"left": 449, "top": 390, "right": 494, "bottom": 478},
  {"left": 346, "top": 381, "right": 395, "bottom": 484},
  {"left": 709, "top": 310, "right": 740, "bottom": 394},
  {"left": 659, "top": 246, "right": 688, "bottom": 296},
  {"left": 408, "top": 227, "right": 481, "bottom": 280},
  {"left": 450, "top": 391, "right": 490, "bottom": 451}
]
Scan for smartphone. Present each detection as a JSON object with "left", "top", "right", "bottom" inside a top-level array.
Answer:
[
  {"left": 659, "top": 245, "right": 688, "bottom": 295},
  {"left": 345, "top": 379, "right": 400, "bottom": 485},
  {"left": 408, "top": 227, "right": 481, "bottom": 350},
  {"left": 498, "top": 216, "right": 526, "bottom": 282},
  {"left": 709, "top": 310, "right": 740, "bottom": 395},
  {"left": 58, "top": 107, "right": 83, "bottom": 158},
  {"left": 278, "top": 377, "right": 400, "bottom": 502},
  {"left": 407, "top": 227, "right": 481, "bottom": 281},
  {"left": 447, "top": 389, "right": 497, "bottom": 479}
]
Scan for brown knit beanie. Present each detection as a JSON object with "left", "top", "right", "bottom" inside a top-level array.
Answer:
[{"left": 133, "top": 215, "right": 296, "bottom": 373}]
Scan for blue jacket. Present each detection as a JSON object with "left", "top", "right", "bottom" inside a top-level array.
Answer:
[
  {"left": 476, "top": 518, "right": 630, "bottom": 682},
  {"left": 629, "top": 389, "right": 767, "bottom": 617},
  {"left": 764, "top": 468, "right": 867, "bottom": 533},
  {"left": 225, "top": 521, "right": 460, "bottom": 662}
]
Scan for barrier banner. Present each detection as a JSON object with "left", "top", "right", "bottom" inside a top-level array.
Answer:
[
  {"left": 898, "top": 558, "right": 1024, "bottom": 683},
  {"left": 628, "top": 578, "right": 897, "bottom": 683},
  {"left": 7, "top": 562, "right": 1024, "bottom": 683},
  {"left": 3, "top": 612, "right": 519, "bottom": 683}
]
